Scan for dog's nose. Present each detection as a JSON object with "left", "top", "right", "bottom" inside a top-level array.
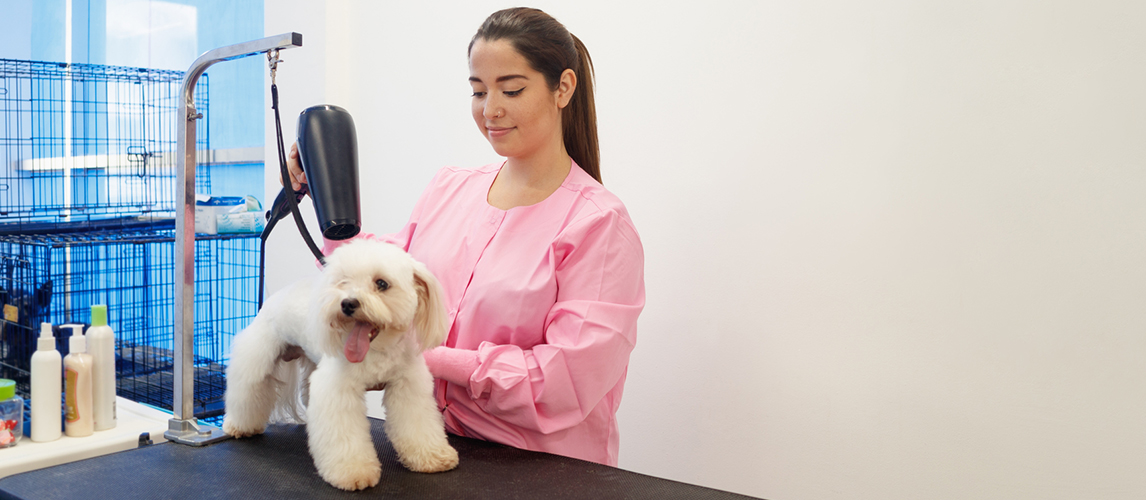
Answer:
[{"left": 341, "top": 298, "right": 360, "bottom": 316}]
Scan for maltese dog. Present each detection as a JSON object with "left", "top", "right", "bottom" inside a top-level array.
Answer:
[{"left": 222, "top": 239, "right": 459, "bottom": 490}]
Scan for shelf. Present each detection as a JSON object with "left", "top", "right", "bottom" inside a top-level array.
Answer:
[{"left": 0, "top": 397, "right": 172, "bottom": 478}]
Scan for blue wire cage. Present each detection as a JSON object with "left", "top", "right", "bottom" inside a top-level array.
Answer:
[
  {"left": 0, "top": 230, "right": 258, "bottom": 420},
  {"left": 1, "top": 58, "right": 215, "bottom": 228},
  {"left": 0, "top": 58, "right": 258, "bottom": 424}
]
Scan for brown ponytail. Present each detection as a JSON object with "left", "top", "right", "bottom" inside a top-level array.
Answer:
[
  {"left": 470, "top": 8, "right": 602, "bottom": 183},
  {"left": 563, "top": 34, "right": 600, "bottom": 184}
]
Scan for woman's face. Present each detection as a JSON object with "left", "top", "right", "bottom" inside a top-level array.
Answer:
[{"left": 469, "top": 38, "right": 572, "bottom": 162}]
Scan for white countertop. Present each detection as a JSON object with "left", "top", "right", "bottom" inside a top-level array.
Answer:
[{"left": 0, "top": 397, "right": 171, "bottom": 478}]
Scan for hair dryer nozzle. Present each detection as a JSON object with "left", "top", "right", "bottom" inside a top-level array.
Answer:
[{"left": 297, "top": 105, "right": 361, "bottom": 240}]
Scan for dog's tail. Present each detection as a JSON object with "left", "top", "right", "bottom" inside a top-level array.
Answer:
[{"left": 267, "top": 358, "right": 314, "bottom": 424}]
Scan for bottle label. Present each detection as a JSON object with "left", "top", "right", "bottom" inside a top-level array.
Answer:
[{"left": 65, "top": 367, "right": 79, "bottom": 423}]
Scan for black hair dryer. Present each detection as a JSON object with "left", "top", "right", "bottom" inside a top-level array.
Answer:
[
  {"left": 259, "top": 105, "right": 360, "bottom": 308},
  {"left": 295, "top": 104, "right": 361, "bottom": 241}
]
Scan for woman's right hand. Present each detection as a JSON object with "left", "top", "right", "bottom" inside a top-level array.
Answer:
[{"left": 281, "top": 142, "right": 308, "bottom": 192}]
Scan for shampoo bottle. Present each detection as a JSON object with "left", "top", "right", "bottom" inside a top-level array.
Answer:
[
  {"left": 88, "top": 305, "right": 116, "bottom": 431},
  {"left": 30, "top": 322, "right": 62, "bottom": 442},
  {"left": 63, "top": 324, "right": 93, "bottom": 438}
]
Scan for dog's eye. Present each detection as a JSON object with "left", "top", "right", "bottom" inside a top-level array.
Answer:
[{"left": 375, "top": 279, "right": 389, "bottom": 291}]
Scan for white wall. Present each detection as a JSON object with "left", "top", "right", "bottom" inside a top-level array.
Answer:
[{"left": 267, "top": 2, "right": 1146, "bottom": 499}]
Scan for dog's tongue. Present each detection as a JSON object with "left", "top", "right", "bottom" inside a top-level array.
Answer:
[{"left": 344, "top": 322, "right": 373, "bottom": 363}]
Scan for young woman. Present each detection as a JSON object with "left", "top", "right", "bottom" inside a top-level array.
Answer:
[{"left": 287, "top": 7, "right": 643, "bottom": 466}]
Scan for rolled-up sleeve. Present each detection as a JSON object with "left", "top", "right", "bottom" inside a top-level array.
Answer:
[{"left": 467, "top": 209, "right": 645, "bottom": 434}]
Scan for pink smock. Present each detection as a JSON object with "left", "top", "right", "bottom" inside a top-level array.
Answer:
[{"left": 324, "top": 161, "right": 645, "bottom": 466}]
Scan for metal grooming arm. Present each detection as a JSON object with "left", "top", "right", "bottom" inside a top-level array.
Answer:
[{"left": 167, "top": 32, "right": 303, "bottom": 446}]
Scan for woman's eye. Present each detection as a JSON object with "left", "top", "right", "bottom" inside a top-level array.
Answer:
[
  {"left": 375, "top": 279, "right": 390, "bottom": 291},
  {"left": 504, "top": 87, "right": 525, "bottom": 97},
  {"left": 472, "top": 91, "right": 486, "bottom": 98}
]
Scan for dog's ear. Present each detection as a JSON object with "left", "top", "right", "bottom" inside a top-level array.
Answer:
[{"left": 412, "top": 261, "right": 448, "bottom": 352}]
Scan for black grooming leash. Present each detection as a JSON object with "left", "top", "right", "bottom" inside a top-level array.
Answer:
[{"left": 259, "top": 50, "right": 326, "bottom": 310}]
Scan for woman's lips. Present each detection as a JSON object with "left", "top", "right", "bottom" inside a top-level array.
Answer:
[{"left": 487, "top": 126, "right": 513, "bottom": 138}]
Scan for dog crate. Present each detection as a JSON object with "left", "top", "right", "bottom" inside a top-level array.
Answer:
[
  {"left": 0, "top": 58, "right": 213, "bottom": 230},
  {"left": 1, "top": 58, "right": 259, "bottom": 425},
  {"left": 0, "top": 230, "right": 258, "bottom": 421}
]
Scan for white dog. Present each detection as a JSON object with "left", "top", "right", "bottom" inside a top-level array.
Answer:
[{"left": 222, "top": 239, "right": 459, "bottom": 490}]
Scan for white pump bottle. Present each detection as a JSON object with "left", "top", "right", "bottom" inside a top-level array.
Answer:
[
  {"left": 88, "top": 305, "right": 116, "bottom": 431},
  {"left": 30, "top": 322, "right": 62, "bottom": 442}
]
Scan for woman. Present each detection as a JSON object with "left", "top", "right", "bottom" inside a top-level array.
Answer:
[{"left": 287, "top": 7, "right": 643, "bottom": 467}]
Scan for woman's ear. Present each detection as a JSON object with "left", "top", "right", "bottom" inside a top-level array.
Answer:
[{"left": 556, "top": 68, "right": 577, "bottom": 109}]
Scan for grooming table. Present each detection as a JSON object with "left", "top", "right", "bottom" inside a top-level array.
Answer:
[
  {"left": 0, "top": 398, "right": 170, "bottom": 479},
  {"left": 0, "top": 418, "right": 759, "bottom": 499}
]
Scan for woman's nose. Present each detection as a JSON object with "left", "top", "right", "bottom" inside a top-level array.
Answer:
[{"left": 484, "top": 97, "right": 502, "bottom": 119}]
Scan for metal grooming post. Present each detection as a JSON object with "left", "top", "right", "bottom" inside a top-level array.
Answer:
[{"left": 166, "top": 32, "right": 303, "bottom": 446}]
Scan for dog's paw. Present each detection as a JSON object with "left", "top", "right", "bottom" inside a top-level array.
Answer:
[
  {"left": 399, "top": 443, "right": 459, "bottom": 473},
  {"left": 319, "top": 460, "right": 382, "bottom": 491},
  {"left": 222, "top": 417, "right": 265, "bottom": 438}
]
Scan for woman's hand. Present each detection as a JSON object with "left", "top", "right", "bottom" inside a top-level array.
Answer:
[
  {"left": 278, "top": 345, "right": 383, "bottom": 389},
  {"left": 280, "top": 142, "right": 308, "bottom": 192},
  {"left": 279, "top": 344, "right": 304, "bottom": 362}
]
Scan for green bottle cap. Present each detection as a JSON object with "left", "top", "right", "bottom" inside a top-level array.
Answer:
[
  {"left": 92, "top": 305, "right": 108, "bottom": 327},
  {"left": 0, "top": 379, "right": 14, "bottom": 401}
]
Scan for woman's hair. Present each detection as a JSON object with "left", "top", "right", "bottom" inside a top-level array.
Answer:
[{"left": 469, "top": 8, "right": 601, "bottom": 184}]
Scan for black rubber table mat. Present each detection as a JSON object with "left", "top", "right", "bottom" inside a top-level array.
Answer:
[{"left": 0, "top": 419, "right": 760, "bottom": 499}]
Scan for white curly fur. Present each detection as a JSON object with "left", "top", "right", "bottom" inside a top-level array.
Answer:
[{"left": 222, "top": 240, "right": 458, "bottom": 491}]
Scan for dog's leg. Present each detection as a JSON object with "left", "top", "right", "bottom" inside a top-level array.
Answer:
[
  {"left": 383, "top": 358, "right": 459, "bottom": 473},
  {"left": 299, "top": 356, "right": 317, "bottom": 409},
  {"left": 269, "top": 355, "right": 318, "bottom": 423},
  {"left": 222, "top": 319, "right": 287, "bottom": 437},
  {"left": 307, "top": 360, "right": 381, "bottom": 491}
]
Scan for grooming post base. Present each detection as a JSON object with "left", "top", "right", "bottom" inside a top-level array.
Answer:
[
  {"left": 165, "top": 32, "right": 303, "bottom": 445},
  {"left": 165, "top": 418, "right": 230, "bottom": 447}
]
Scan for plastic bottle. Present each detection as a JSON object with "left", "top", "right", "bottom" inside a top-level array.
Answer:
[
  {"left": 88, "top": 305, "right": 116, "bottom": 431},
  {"left": 63, "top": 324, "right": 93, "bottom": 438},
  {"left": 0, "top": 379, "right": 24, "bottom": 448},
  {"left": 30, "top": 322, "right": 62, "bottom": 442}
]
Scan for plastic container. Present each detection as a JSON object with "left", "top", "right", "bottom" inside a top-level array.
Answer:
[
  {"left": 63, "top": 325, "right": 94, "bottom": 438},
  {"left": 194, "top": 195, "right": 247, "bottom": 234},
  {"left": 88, "top": 305, "right": 117, "bottom": 431},
  {"left": 30, "top": 322, "right": 63, "bottom": 442},
  {"left": 0, "top": 379, "right": 24, "bottom": 448}
]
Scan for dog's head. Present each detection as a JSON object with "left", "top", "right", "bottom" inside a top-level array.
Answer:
[{"left": 317, "top": 239, "right": 447, "bottom": 363}]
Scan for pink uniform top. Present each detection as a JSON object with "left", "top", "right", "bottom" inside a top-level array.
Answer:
[{"left": 324, "top": 161, "right": 645, "bottom": 466}]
